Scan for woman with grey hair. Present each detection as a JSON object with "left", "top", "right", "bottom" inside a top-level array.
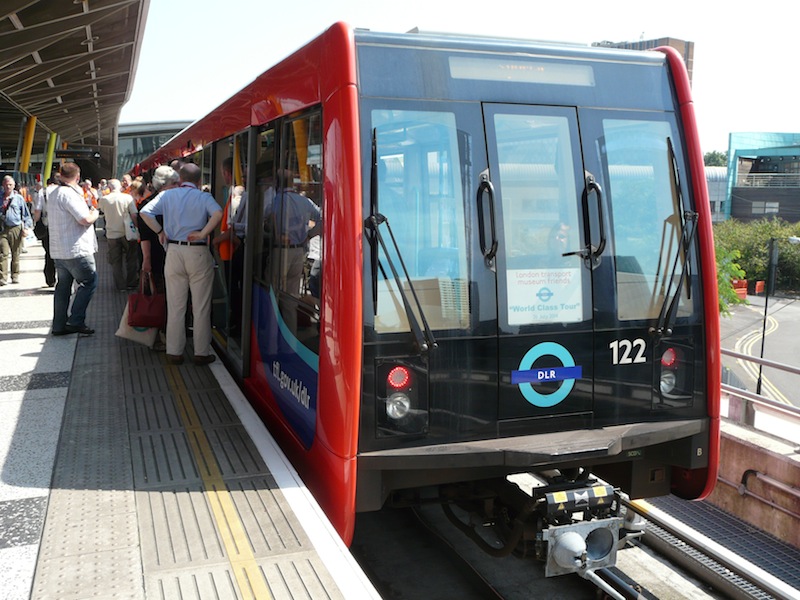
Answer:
[
  {"left": 136, "top": 166, "right": 178, "bottom": 298},
  {"left": 150, "top": 165, "right": 180, "bottom": 193}
]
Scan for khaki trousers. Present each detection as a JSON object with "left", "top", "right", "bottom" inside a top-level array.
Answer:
[
  {"left": 164, "top": 244, "right": 214, "bottom": 357},
  {"left": 0, "top": 225, "right": 23, "bottom": 283}
]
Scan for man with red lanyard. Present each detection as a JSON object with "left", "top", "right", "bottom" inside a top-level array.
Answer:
[{"left": 140, "top": 162, "right": 222, "bottom": 365}]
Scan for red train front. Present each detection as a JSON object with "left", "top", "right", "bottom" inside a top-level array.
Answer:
[{"left": 137, "top": 22, "right": 719, "bottom": 577}]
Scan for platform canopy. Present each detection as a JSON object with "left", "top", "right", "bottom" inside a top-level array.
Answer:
[{"left": 0, "top": 0, "right": 149, "bottom": 180}]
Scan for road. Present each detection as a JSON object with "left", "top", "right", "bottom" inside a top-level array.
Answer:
[{"left": 720, "top": 295, "right": 800, "bottom": 408}]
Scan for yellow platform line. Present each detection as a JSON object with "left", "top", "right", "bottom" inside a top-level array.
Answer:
[{"left": 165, "top": 364, "right": 272, "bottom": 600}]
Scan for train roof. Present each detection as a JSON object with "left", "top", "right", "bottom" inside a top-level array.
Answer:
[
  {"left": 353, "top": 26, "right": 664, "bottom": 65},
  {"left": 135, "top": 22, "right": 668, "bottom": 172}
]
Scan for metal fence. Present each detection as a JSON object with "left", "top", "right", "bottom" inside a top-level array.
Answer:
[
  {"left": 736, "top": 173, "right": 800, "bottom": 188},
  {"left": 720, "top": 348, "right": 800, "bottom": 445}
]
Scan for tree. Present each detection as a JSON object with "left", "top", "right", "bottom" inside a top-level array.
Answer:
[
  {"left": 704, "top": 151, "right": 728, "bottom": 167},
  {"left": 716, "top": 247, "right": 746, "bottom": 316},
  {"left": 713, "top": 217, "right": 800, "bottom": 308}
]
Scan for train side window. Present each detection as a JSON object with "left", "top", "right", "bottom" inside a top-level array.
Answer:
[
  {"left": 210, "top": 131, "right": 248, "bottom": 346},
  {"left": 264, "top": 111, "right": 323, "bottom": 350}
]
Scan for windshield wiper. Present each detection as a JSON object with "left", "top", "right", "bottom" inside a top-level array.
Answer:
[
  {"left": 367, "top": 128, "right": 437, "bottom": 354},
  {"left": 650, "top": 137, "right": 697, "bottom": 339},
  {"left": 366, "top": 214, "right": 438, "bottom": 354}
]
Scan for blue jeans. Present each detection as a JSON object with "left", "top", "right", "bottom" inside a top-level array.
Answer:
[{"left": 53, "top": 255, "right": 98, "bottom": 332}]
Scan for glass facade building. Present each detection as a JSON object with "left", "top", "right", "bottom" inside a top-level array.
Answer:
[
  {"left": 726, "top": 132, "right": 800, "bottom": 222},
  {"left": 116, "top": 121, "right": 191, "bottom": 176}
]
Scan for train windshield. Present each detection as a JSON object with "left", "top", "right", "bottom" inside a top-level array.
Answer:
[
  {"left": 367, "top": 106, "right": 697, "bottom": 333},
  {"left": 371, "top": 109, "right": 471, "bottom": 333},
  {"left": 602, "top": 119, "right": 693, "bottom": 322},
  {"left": 360, "top": 38, "right": 700, "bottom": 356}
]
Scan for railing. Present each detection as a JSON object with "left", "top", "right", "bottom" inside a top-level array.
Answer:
[
  {"left": 720, "top": 348, "right": 800, "bottom": 445},
  {"left": 735, "top": 173, "right": 800, "bottom": 188}
]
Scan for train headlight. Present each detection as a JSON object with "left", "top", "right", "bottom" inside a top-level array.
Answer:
[
  {"left": 654, "top": 343, "right": 694, "bottom": 406},
  {"left": 386, "top": 393, "right": 411, "bottom": 419},
  {"left": 660, "top": 347, "right": 678, "bottom": 367},
  {"left": 660, "top": 370, "right": 677, "bottom": 394},
  {"left": 375, "top": 361, "right": 429, "bottom": 437}
]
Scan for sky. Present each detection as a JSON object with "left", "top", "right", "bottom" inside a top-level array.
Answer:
[{"left": 119, "top": 0, "right": 800, "bottom": 153}]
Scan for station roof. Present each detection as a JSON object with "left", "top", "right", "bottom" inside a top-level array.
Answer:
[{"left": 0, "top": 0, "right": 149, "bottom": 177}]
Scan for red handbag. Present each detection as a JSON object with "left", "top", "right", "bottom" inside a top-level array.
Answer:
[{"left": 128, "top": 272, "right": 166, "bottom": 329}]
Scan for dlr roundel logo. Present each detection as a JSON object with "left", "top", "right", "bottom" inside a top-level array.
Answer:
[{"left": 511, "top": 342, "right": 582, "bottom": 407}]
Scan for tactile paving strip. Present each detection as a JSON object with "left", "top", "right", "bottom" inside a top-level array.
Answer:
[
  {"left": 32, "top": 246, "right": 344, "bottom": 599},
  {"left": 32, "top": 281, "right": 142, "bottom": 599}
]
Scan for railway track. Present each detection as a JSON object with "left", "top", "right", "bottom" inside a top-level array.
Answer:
[
  {"left": 351, "top": 495, "right": 799, "bottom": 599},
  {"left": 625, "top": 498, "right": 799, "bottom": 600}
]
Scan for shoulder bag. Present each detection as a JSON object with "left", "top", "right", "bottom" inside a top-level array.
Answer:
[{"left": 128, "top": 271, "right": 166, "bottom": 328}]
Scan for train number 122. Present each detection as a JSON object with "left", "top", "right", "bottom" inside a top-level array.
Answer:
[{"left": 609, "top": 338, "right": 646, "bottom": 365}]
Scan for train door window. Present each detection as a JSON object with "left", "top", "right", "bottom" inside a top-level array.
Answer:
[
  {"left": 266, "top": 110, "right": 322, "bottom": 352},
  {"left": 490, "top": 110, "right": 588, "bottom": 328},
  {"left": 371, "top": 109, "right": 470, "bottom": 333},
  {"left": 211, "top": 131, "right": 249, "bottom": 352},
  {"left": 254, "top": 126, "right": 276, "bottom": 284},
  {"left": 601, "top": 119, "right": 695, "bottom": 322}
]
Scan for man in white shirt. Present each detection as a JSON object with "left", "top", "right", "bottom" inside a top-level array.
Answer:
[
  {"left": 48, "top": 162, "right": 100, "bottom": 336},
  {"left": 99, "top": 178, "right": 139, "bottom": 291}
]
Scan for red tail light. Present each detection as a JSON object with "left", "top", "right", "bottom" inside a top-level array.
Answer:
[
  {"left": 387, "top": 365, "right": 411, "bottom": 389},
  {"left": 661, "top": 347, "right": 678, "bottom": 367}
]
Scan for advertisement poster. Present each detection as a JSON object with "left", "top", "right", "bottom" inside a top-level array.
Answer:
[{"left": 507, "top": 268, "right": 583, "bottom": 325}]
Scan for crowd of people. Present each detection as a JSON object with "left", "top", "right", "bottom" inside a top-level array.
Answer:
[
  {"left": 5, "top": 161, "right": 222, "bottom": 365},
  {"left": 6, "top": 158, "right": 322, "bottom": 365}
]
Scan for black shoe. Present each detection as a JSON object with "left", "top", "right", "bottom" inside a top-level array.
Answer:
[
  {"left": 193, "top": 354, "right": 216, "bottom": 366},
  {"left": 65, "top": 324, "right": 95, "bottom": 335},
  {"left": 166, "top": 354, "right": 184, "bottom": 365},
  {"left": 52, "top": 329, "right": 75, "bottom": 336}
]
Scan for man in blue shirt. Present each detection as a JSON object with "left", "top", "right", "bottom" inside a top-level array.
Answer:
[
  {"left": 0, "top": 175, "right": 33, "bottom": 285},
  {"left": 265, "top": 170, "right": 321, "bottom": 333},
  {"left": 140, "top": 163, "right": 222, "bottom": 365}
]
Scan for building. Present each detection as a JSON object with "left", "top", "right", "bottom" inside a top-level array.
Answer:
[
  {"left": 707, "top": 166, "right": 728, "bottom": 222},
  {"left": 116, "top": 121, "right": 191, "bottom": 176},
  {"left": 725, "top": 132, "right": 800, "bottom": 223}
]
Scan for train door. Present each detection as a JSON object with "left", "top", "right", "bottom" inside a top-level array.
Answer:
[
  {"left": 482, "top": 104, "right": 595, "bottom": 427},
  {"left": 250, "top": 111, "right": 323, "bottom": 449},
  {"left": 211, "top": 131, "right": 248, "bottom": 369},
  {"left": 367, "top": 103, "right": 594, "bottom": 443}
]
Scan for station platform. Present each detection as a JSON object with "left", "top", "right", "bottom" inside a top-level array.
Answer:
[{"left": 0, "top": 238, "right": 380, "bottom": 600}]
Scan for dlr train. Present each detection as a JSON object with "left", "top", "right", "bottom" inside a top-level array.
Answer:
[{"left": 136, "top": 22, "right": 720, "bottom": 577}]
